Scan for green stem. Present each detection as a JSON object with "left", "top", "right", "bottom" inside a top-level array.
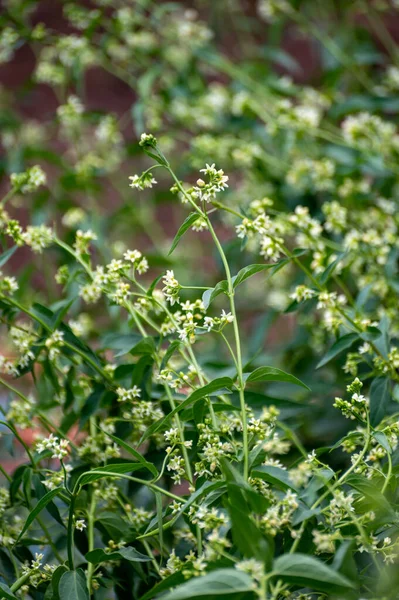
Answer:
[
  {"left": 87, "top": 492, "right": 96, "bottom": 593},
  {"left": 381, "top": 451, "right": 393, "bottom": 495},
  {"left": 161, "top": 162, "right": 248, "bottom": 478},
  {"left": 67, "top": 493, "right": 76, "bottom": 569},
  {"left": 205, "top": 217, "right": 249, "bottom": 479},
  {"left": 10, "top": 572, "right": 31, "bottom": 593}
]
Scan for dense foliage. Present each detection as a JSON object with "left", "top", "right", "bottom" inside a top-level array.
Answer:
[{"left": 1, "top": 1, "right": 399, "bottom": 598}]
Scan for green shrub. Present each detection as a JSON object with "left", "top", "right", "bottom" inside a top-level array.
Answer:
[{"left": 1, "top": 1, "right": 399, "bottom": 599}]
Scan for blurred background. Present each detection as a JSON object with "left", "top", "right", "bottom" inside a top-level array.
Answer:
[{"left": 1, "top": 0, "right": 399, "bottom": 471}]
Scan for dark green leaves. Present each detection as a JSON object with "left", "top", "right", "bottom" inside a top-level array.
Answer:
[
  {"left": 251, "top": 465, "right": 299, "bottom": 492},
  {"left": 0, "top": 583, "right": 17, "bottom": 600},
  {"left": 370, "top": 377, "right": 390, "bottom": 426},
  {"left": 316, "top": 333, "right": 359, "bottom": 369},
  {"left": 59, "top": 569, "right": 89, "bottom": 600},
  {"left": 17, "top": 488, "right": 62, "bottom": 541},
  {"left": 160, "top": 569, "right": 253, "bottom": 599},
  {"left": 273, "top": 553, "right": 355, "bottom": 592},
  {"left": 102, "top": 333, "right": 142, "bottom": 357},
  {"left": 85, "top": 546, "right": 150, "bottom": 564},
  {"left": 244, "top": 367, "right": 310, "bottom": 390},
  {"left": 101, "top": 431, "right": 158, "bottom": 477},
  {"left": 168, "top": 212, "right": 200, "bottom": 255}
]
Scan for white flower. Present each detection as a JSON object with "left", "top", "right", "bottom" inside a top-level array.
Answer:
[
  {"left": 129, "top": 173, "right": 157, "bottom": 190},
  {"left": 124, "top": 249, "right": 142, "bottom": 263},
  {"left": 116, "top": 386, "right": 141, "bottom": 402},
  {"left": 290, "top": 285, "right": 316, "bottom": 303},
  {"left": 162, "top": 270, "right": 180, "bottom": 305},
  {"left": 75, "top": 519, "right": 86, "bottom": 531},
  {"left": 36, "top": 434, "right": 69, "bottom": 460},
  {"left": 220, "top": 310, "right": 234, "bottom": 324}
]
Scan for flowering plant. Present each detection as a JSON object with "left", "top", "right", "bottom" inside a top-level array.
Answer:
[{"left": 1, "top": 1, "right": 399, "bottom": 600}]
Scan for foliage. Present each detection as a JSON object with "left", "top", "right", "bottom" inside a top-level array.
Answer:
[{"left": 0, "top": 1, "right": 399, "bottom": 599}]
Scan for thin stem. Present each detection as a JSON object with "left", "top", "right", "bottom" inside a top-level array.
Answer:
[
  {"left": 142, "top": 540, "right": 161, "bottom": 576},
  {"left": 381, "top": 451, "right": 393, "bottom": 495},
  {"left": 67, "top": 493, "right": 76, "bottom": 569},
  {"left": 161, "top": 162, "right": 249, "bottom": 478},
  {"left": 87, "top": 492, "right": 96, "bottom": 592},
  {"left": 205, "top": 217, "right": 249, "bottom": 479}
]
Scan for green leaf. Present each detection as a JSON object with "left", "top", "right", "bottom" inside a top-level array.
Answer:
[
  {"left": 140, "top": 377, "right": 234, "bottom": 442},
  {"left": 51, "top": 565, "right": 68, "bottom": 600},
  {"left": 59, "top": 569, "right": 89, "bottom": 600},
  {"left": 232, "top": 264, "right": 277, "bottom": 288},
  {"left": 146, "top": 274, "right": 163, "bottom": 297},
  {"left": 168, "top": 213, "right": 200, "bottom": 255},
  {"left": 129, "top": 336, "right": 156, "bottom": 356},
  {"left": 85, "top": 546, "right": 150, "bottom": 564},
  {"left": 0, "top": 245, "right": 17, "bottom": 268},
  {"left": 102, "top": 333, "right": 142, "bottom": 357},
  {"left": 160, "top": 569, "right": 253, "bottom": 599},
  {"left": 370, "top": 377, "right": 390, "bottom": 426},
  {"left": 372, "top": 431, "right": 392, "bottom": 454},
  {"left": 316, "top": 333, "right": 359, "bottom": 369},
  {"left": 100, "top": 431, "right": 158, "bottom": 477},
  {"left": 17, "top": 487, "right": 62, "bottom": 541},
  {"left": 161, "top": 340, "right": 182, "bottom": 370},
  {"left": 273, "top": 553, "right": 355, "bottom": 592},
  {"left": 155, "top": 491, "right": 163, "bottom": 556},
  {"left": 140, "top": 572, "right": 186, "bottom": 600},
  {"left": 345, "top": 475, "right": 395, "bottom": 520},
  {"left": 245, "top": 367, "right": 310, "bottom": 390},
  {"left": 202, "top": 280, "right": 229, "bottom": 310},
  {"left": 251, "top": 465, "right": 299, "bottom": 492},
  {"left": 78, "top": 463, "right": 149, "bottom": 487},
  {"left": 318, "top": 252, "right": 346, "bottom": 285},
  {"left": 0, "top": 582, "right": 18, "bottom": 600}
]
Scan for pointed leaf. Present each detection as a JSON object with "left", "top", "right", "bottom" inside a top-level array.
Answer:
[
  {"left": 59, "top": 569, "right": 89, "bottom": 600},
  {"left": 245, "top": 367, "right": 310, "bottom": 390},
  {"left": 168, "top": 213, "right": 200, "bottom": 255},
  {"left": 17, "top": 488, "right": 62, "bottom": 541},
  {"left": 101, "top": 431, "right": 158, "bottom": 477},
  {"left": 85, "top": 546, "right": 150, "bottom": 564},
  {"left": 78, "top": 463, "right": 149, "bottom": 487},
  {"left": 202, "top": 280, "right": 228, "bottom": 310},
  {"left": 160, "top": 569, "right": 253, "bottom": 599},
  {"left": 232, "top": 264, "right": 277, "bottom": 288},
  {"left": 274, "top": 553, "right": 355, "bottom": 592},
  {"left": 316, "top": 333, "right": 359, "bottom": 369},
  {"left": 0, "top": 245, "right": 17, "bottom": 268},
  {"left": 370, "top": 377, "right": 390, "bottom": 426}
]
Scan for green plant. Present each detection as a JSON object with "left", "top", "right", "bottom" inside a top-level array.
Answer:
[{"left": 1, "top": 1, "right": 399, "bottom": 599}]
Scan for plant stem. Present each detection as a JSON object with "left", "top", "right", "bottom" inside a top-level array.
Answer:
[
  {"left": 161, "top": 162, "right": 249, "bottom": 478},
  {"left": 87, "top": 492, "right": 96, "bottom": 593},
  {"left": 205, "top": 217, "right": 249, "bottom": 479},
  {"left": 67, "top": 493, "right": 76, "bottom": 569}
]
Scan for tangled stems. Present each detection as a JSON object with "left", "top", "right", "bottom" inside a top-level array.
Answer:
[
  {"left": 155, "top": 152, "right": 249, "bottom": 479},
  {"left": 204, "top": 215, "right": 249, "bottom": 479}
]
